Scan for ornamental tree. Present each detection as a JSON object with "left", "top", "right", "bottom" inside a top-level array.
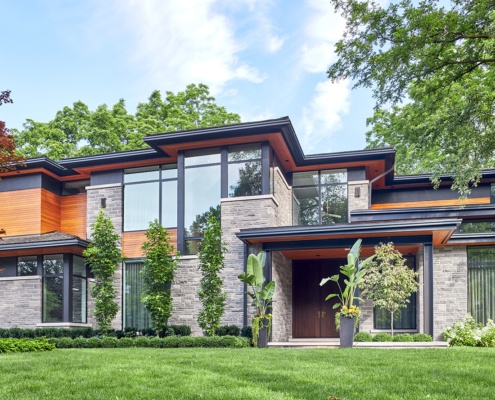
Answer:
[
  {"left": 328, "top": 0, "right": 495, "bottom": 196},
  {"left": 197, "top": 214, "right": 227, "bottom": 336},
  {"left": 360, "top": 242, "right": 419, "bottom": 336},
  {"left": 83, "top": 209, "right": 122, "bottom": 334},
  {"left": 141, "top": 219, "right": 179, "bottom": 335}
]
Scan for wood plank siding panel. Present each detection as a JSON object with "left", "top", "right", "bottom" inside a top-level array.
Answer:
[
  {"left": 371, "top": 198, "right": 490, "bottom": 210},
  {"left": 0, "top": 188, "right": 42, "bottom": 235},
  {"left": 61, "top": 194, "right": 87, "bottom": 239},
  {"left": 122, "top": 229, "right": 178, "bottom": 258},
  {"left": 40, "top": 189, "right": 61, "bottom": 233}
]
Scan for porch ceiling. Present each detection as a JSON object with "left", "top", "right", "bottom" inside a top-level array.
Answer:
[{"left": 281, "top": 245, "right": 420, "bottom": 260}]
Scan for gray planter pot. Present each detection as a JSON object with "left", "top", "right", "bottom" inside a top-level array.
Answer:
[
  {"left": 257, "top": 326, "right": 268, "bottom": 348},
  {"left": 339, "top": 316, "right": 356, "bottom": 348}
]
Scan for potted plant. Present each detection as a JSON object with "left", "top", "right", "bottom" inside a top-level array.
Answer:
[
  {"left": 238, "top": 251, "right": 275, "bottom": 347},
  {"left": 320, "top": 239, "right": 375, "bottom": 348}
]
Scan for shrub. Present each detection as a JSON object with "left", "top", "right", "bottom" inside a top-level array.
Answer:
[
  {"left": 72, "top": 338, "right": 90, "bottom": 348},
  {"left": 135, "top": 337, "right": 150, "bottom": 347},
  {"left": 101, "top": 337, "right": 119, "bottom": 348},
  {"left": 158, "top": 327, "right": 175, "bottom": 338},
  {"left": 0, "top": 339, "right": 55, "bottom": 353},
  {"left": 354, "top": 332, "right": 373, "bottom": 342},
  {"left": 124, "top": 327, "right": 137, "bottom": 338},
  {"left": 443, "top": 314, "right": 495, "bottom": 347},
  {"left": 412, "top": 333, "right": 433, "bottom": 342},
  {"left": 170, "top": 325, "right": 192, "bottom": 337},
  {"left": 392, "top": 334, "right": 413, "bottom": 342},
  {"left": 372, "top": 333, "right": 393, "bottom": 342},
  {"left": 116, "top": 338, "right": 134, "bottom": 348},
  {"left": 140, "top": 328, "right": 155, "bottom": 337},
  {"left": 55, "top": 338, "right": 74, "bottom": 348},
  {"left": 87, "top": 337, "right": 103, "bottom": 348},
  {"left": 241, "top": 326, "right": 252, "bottom": 339},
  {"left": 217, "top": 325, "right": 240, "bottom": 337},
  {"left": 0, "top": 328, "right": 9, "bottom": 338}
]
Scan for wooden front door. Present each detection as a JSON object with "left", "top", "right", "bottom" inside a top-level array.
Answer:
[{"left": 292, "top": 259, "right": 344, "bottom": 338}]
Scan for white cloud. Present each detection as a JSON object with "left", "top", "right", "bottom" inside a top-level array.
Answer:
[
  {"left": 300, "top": 0, "right": 346, "bottom": 73},
  {"left": 301, "top": 79, "right": 351, "bottom": 153},
  {"left": 100, "top": 0, "right": 265, "bottom": 96},
  {"left": 267, "top": 35, "right": 285, "bottom": 53}
]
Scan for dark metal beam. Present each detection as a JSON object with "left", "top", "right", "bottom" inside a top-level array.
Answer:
[{"left": 423, "top": 243, "right": 434, "bottom": 337}]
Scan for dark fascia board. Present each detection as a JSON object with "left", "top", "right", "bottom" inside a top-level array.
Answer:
[
  {"left": 448, "top": 232, "right": 495, "bottom": 245},
  {"left": 351, "top": 204, "right": 495, "bottom": 222},
  {"left": 19, "top": 157, "right": 78, "bottom": 177},
  {"left": 0, "top": 238, "right": 89, "bottom": 252},
  {"left": 236, "top": 219, "right": 461, "bottom": 242},
  {"left": 58, "top": 148, "right": 164, "bottom": 169},
  {"left": 144, "top": 117, "right": 396, "bottom": 168},
  {"left": 392, "top": 168, "right": 495, "bottom": 186}
]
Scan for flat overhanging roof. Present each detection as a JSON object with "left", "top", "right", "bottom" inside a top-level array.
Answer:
[
  {"left": 236, "top": 219, "right": 462, "bottom": 249},
  {"left": 0, "top": 232, "right": 89, "bottom": 257}
]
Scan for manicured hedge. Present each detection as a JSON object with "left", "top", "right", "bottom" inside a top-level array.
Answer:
[
  {"left": 0, "top": 338, "right": 55, "bottom": 353},
  {"left": 48, "top": 335, "right": 249, "bottom": 349},
  {"left": 354, "top": 332, "right": 433, "bottom": 342},
  {"left": 354, "top": 332, "right": 373, "bottom": 342}
]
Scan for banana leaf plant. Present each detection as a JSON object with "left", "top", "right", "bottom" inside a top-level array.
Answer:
[
  {"left": 238, "top": 251, "right": 275, "bottom": 346},
  {"left": 320, "top": 239, "right": 375, "bottom": 329}
]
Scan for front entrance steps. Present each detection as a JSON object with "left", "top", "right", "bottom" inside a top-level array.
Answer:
[{"left": 268, "top": 338, "right": 449, "bottom": 348}]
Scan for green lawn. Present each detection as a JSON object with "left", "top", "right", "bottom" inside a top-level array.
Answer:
[{"left": 1, "top": 347, "right": 494, "bottom": 399}]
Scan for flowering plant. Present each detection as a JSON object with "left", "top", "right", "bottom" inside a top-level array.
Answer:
[{"left": 320, "top": 239, "right": 375, "bottom": 330}]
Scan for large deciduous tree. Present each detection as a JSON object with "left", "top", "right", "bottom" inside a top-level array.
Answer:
[
  {"left": 13, "top": 83, "right": 241, "bottom": 160},
  {"left": 328, "top": 0, "right": 495, "bottom": 196},
  {"left": 0, "top": 90, "right": 24, "bottom": 173}
]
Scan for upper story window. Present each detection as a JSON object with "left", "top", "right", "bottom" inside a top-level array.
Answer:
[
  {"left": 123, "top": 165, "right": 177, "bottom": 231},
  {"left": 459, "top": 220, "right": 495, "bottom": 234},
  {"left": 292, "top": 169, "right": 348, "bottom": 225},
  {"left": 228, "top": 144, "right": 262, "bottom": 197},
  {"left": 491, "top": 184, "right": 495, "bottom": 204}
]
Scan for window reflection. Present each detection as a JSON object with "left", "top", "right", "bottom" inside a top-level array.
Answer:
[
  {"left": 43, "top": 277, "right": 63, "bottom": 323},
  {"left": 228, "top": 162, "right": 262, "bottom": 197},
  {"left": 124, "top": 182, "right": 160, "bottom": 231},
  {"left": 17, "top": 256, "right": 37, "bottom": 276}
]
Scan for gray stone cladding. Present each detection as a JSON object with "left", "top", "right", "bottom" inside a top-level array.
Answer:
[
  {"left": 168, "top": 257, "right": 203, "bottom": 335},
  {"left": 433, "top": 246, "right": 467, "bottom": 340},
  {"left": 0, "top": 276, "right": 41, "bottom": 328},
  {"left": 417, "top": 246, "right": 424, "bottom": 334},
  {"left": 348, "top": 181, "right": 369, "bottom": 216},
  {"left": 86, "top": 183, "right": 123, "bottom": 330},
  {"left": 271, "top": 251, "right": 292, "bottom": 341}
]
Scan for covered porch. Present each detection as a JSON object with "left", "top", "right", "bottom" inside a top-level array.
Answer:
[{"left": 236, "top": 219, "right": 461, "bottom": 343}]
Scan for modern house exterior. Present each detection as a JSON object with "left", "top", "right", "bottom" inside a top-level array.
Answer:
[{"left": 0, "top": 117, "right": 494, "bottom": 341}]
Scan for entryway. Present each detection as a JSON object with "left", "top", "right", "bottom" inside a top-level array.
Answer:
[{"left": 292, "top": 259, "right": 345, "bottom": 338}]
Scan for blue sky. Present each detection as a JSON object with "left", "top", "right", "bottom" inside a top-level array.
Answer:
[{"left": 1, "top": 0, "right": 377, "bottom": 155}]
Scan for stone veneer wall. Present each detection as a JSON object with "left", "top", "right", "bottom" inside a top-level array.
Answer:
[
  {"left": 86, "top": 183, "right": 123, "bottom": 330},
  {"left": 168, "top": 257, "right": 203, "bottom": 335},
  {"left": 0, "top": 276, "right": 41, "bottom": 328},
  {"left": 271, "top": 251, "right": 292, "bottom": 341},
  {"left": 433, "top": 246, "right": 467, "bottom": 340},
  {"left": 348, "top": 180, "right": 369, "bottom": 218}
]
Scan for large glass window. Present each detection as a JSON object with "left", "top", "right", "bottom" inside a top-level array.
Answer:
[
  {"left": 184, "top": 150, "right": 221, "bottom": 255},
  {"left": 228, "top": 144, "right": 262, "bottom": 197},
  {"left": 373, "top": 257, "right": 417, "bottom": 330},
  {"left": 124, "top": 164, "right": 178, "bottom": 231},
  {"left": 292, "top": 169, "right": 348, "bottom": 225},
  {"left": 43, "top": 255, "right": 64, "bottom": 323},
  {"left": 124, "top": 261, "right": 151, "bottom": 330},
  {"left": 468, "top": 247, "right": 495, "bottom": 325},
  {"left": 460, "top": 220, "right": 495, "bottom": 234},
  {"left": 17, "top": 256, "right": 38, "bottom": 276},
  {"left": 72, "top": 256, "right": 87, "bottom": 324}
]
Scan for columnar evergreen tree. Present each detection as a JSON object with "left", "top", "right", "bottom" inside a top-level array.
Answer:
[
  {"left": 83, "top": 209, "right": 122, "bottom": 334},
  {"left": 197, "top": 214, "right": 227, "bottom": 336},
  {"left": 141, "top": 219, "right": 179, "bottom": 335},
  {"left": 360, "top": 242, "right": 419, "bottom": 336}
]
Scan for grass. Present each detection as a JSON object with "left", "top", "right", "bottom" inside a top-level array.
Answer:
[{"left": 1, "top": 347, "right": 494, "bottom": 399}]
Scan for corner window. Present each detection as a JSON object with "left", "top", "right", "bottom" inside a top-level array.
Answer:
[
  {"left": 468, "top": 247, "right": 495, "bottom": 324},
  {"left": 292, "top": 169, "right": 348, "bottom": 225},
  {"left": 123, "top": 164, "right": 177, "bottom": 231}
]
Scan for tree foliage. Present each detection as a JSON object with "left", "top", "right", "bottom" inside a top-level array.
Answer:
[
  {"left": 83, "top": 209, "right": 122, "bottom": 333},
  {"left": 141, "top": 219, "right": 179, "bottom": 335},
  {"left": 360, "top": 243, "right": 419, "bottom": 336},
  {"left": 197, "top": 214, "right": 227, "bottom": 336},
  {"left": 328, "top": 0, "right": 495, "bottom": 196},
  {"left": 13, "top": 83, "right": 241, "bottom": 160},
  {"left": 0, "top": 90, "right": 24, "bottom": 173}
]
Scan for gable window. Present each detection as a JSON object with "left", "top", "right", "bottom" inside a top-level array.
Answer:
[
  {"left": 468, "top": 247, "right": 495, "bottom": 324},
  {"left": 292, "top": 169, "right": 348, "bottom": 225},
  {"left": 123, "top": 164, "right": 177, "bottom": 231}
]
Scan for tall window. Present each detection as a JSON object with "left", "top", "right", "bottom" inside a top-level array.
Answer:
[
  {"left": 123, "top": 164, "right": 177, "bottom": 231},
  {"left": 373, "top": 257, "right": 417, "bottom": 330},
  {"left": 124, "top": 261, "right": 151, "bottom": 330},
  {"left": 468, "top": 247, "right": 495, "bottom": 324},
  {"left": 292, "top": 169, "right": 348, "bottom": 225},
  {"left": 43, "top": 255, "right": 64, "bottom": 323},
  {"left": 184, "top": 149, "right": 221, "bottom": 255},
  {"left": 72, "top": 256, "right": 87, "bottom": 324}
]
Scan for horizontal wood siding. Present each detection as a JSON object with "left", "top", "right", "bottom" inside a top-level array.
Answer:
[
  {"left": 0, "top": 189, "right": 41, "bottom": 235},
  {"left": 122, "top": 229, "right": 178, "bottom": 258},
  {"left": 371, "top": 198, "right": 490, "bottom": 210},
  {"left": 61, "top": 194, "right": 87, "bottom": 239},
  {"left": 41, "top": 189, "right": 61, "bottom": 233}
]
